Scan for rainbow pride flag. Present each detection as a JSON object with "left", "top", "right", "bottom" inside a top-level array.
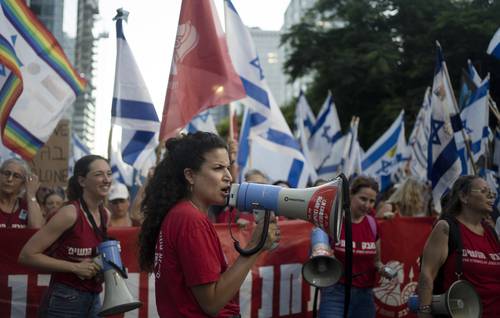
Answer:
[{"left": 0, "top": 0, "right": 86, "bottom": 160}]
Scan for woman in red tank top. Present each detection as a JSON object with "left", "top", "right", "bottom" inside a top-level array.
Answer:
[
  {"left": 418, "top": 175, "right": 500, "bottom": 317},
  {"left": 18, "top": 155, "right": 112, "bottom": 317}
]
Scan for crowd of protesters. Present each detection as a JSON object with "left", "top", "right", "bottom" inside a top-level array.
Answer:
[{"left": 1, "top": 131, "right": 499, "bottom": 317}]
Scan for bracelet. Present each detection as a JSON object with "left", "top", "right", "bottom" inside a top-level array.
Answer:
[{"left": 418, "top": 305, "right": 432, "bottom": 314}]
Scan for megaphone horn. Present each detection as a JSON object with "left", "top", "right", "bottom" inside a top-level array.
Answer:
[
  {"left": 407, "top": 280, "right": 482, "bottom": 318},
  {"left": 302, "top": 227, "right": 343, "bottom": 288},
  {"left": 96, "top": 240, "right": 142, "bottom": 316},
  {"left": 227, "top": 176, "right": 346, "bottom": 241}
]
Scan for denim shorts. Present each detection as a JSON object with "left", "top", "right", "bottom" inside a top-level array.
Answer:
[
  {"left": 319, "top": 283, "right": 375, "bottom": 318},
  {"left": 38, "top": 283, "right": 101, "bottom": 318}
]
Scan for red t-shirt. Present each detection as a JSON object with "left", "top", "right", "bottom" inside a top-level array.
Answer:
[
  {"left": 48, "top": 201, "right": 107, "bottom": 293},
  {"left": 154, "top": 200, "right": 239, "bottom": 317},
  {"left": 442, "top": 222, "right": 500, "bottom": 317},
  {"left": 0, "top": 198, "right": 29, "bottom": 228},
  {"left": 334, "top": 216, "right": 379, "bottom": 288}
]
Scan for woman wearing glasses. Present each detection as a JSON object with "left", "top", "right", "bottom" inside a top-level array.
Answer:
[
  {"left": 0, "top": 158, "right": 43, "bottom": 228},
  {"left": 417, "top": 176, "right": 500, "bottom": 317}
]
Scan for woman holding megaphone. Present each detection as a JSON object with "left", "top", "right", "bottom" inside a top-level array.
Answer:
[
  {"left": 138, "top": 132, "right": 280, "bottom": 318},
  {"left": 319, "top": 176, "right": 395, "bottom": 318},
  {"left": 417, "top": 175, "right": 500, "bottom": 317},
  {"left": 18, "top": 155, "right": 112, "bottom": 317}
]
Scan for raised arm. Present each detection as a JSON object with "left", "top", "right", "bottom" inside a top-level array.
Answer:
[
  {"left": 25, "top": 174, "right": 44, "bottom": 228},
  {"left": 417, "top": 220, "right": 449, "bottom": 317}
]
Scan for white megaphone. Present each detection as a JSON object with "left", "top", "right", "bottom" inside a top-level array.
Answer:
[
  {"left": 302, "top": 227, "right": 343, "bottom": 288},
  {"left": 227, "top": 176, "right": 346, "bottom": 241},
  {"left": 407, "top": 280, "right": 482, "bottom": 318},
  {"left": 96, "top": 240, "right": 142, "bottom": 316}
]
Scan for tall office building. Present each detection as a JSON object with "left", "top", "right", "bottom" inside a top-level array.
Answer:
[
  {"left": 28, "top": 0, "right": 64, "bottom": 43},
  {"left": 249, "top": 27, "right": 287, "bottom": 107},
  {"left": 282, "top": 0, "right": 316, "bottom": 103},
  {"left": 72, "top": 0, "right": 99, "bottom": 149}
]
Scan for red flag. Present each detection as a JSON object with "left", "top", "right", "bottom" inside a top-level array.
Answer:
[{"left": 160, "top": 0, "right": 245, "bottom": 140}]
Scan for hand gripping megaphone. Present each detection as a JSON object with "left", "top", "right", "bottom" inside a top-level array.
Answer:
[
  {"left": 302, "top": 227, "right": 343, "bottom": 288},
  {"left": 227, "top": 174, "right": 349, "bottom": 255},
  {"left": 407, "top": 280, "right": 482, "bottom": 318},
  {"left": 96, "top": 240, "right": 142, "bottom": 316}
]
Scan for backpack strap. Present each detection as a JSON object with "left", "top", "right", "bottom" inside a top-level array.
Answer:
[{"left": 442, "top": 215, "right": 463, "bottom": 280}]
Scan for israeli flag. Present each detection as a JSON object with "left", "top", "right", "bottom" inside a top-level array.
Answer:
[
  {"left": 362, "top": 111, "right": 407, "bottom": 191},
  {"left": 487, "top": 27, "right": 500, "bottom": 59},
  {"left": 225, "top": 0, "right": 316, "bottom": 187},
  {"left": 186, "top": 109, "right": 218, "bottom": 134},
  {"left": 294, "top": 90, "right": 316, "bottom": 140},
  {"left": 111, "top": 10, "right": 159, "bottom": 169},
  {"left": 428, "top": 44, "right": 462, "bottom": 212},
  {"left": 109, "top": 126, "right": 134, "bottom": 187},
  {"left": 68, "top": 133, "right": 91, "bottom": 175},
  {"left": 457, "top": 75, "right": 490, "bottom": 165},
  {"left": 339, "top": 117, "right": 362, "bottom": 178},
  {"left": 494, "top": 128, "right": 500, "bottom": 174},
  {"left": 409, "top": 88, "right": 431, "bottom": 181},
  {"left": 308, "top": 92, "right": 343, "bottom": 171}
]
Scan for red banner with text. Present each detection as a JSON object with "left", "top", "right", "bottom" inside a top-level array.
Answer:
[{"left": 0, "top": 218, "right": 434, "bottom": 317}]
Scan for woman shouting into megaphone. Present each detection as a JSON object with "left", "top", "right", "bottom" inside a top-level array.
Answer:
[{"left": 138, "top": 132, "right": 280, "bottom": 318}]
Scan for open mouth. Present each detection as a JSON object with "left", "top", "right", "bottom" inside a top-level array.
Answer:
[{"left": 221, "top": 185, "right": 230, "bottom": 196}]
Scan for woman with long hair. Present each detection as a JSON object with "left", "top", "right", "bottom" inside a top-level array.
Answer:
[
  {"left": 19, "top": 155, "right": 112, "bottom": 317},
  {"left": 320, "top": 175, "right": 394, "bottom": 318},
  {"left": 138, "top": 132, "right": 279, "bottom": 317},
  {"left": 417, "top": 175, "right": 500, "bottom": 317}
]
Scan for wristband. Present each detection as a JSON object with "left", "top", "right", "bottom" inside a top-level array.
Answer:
[{"left": 418, "top": 305, "right": 432, "bottom": 314}]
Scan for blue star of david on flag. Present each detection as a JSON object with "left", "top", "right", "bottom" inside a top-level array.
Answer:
[
  {"left": 461, "top": 119, "right": 473, "bottom": 134},
  {"left": 430, "top": 119, "right": 444, "bottom": 145},
  {"left": 321, "top": 126, "right": 335, "bottom": 144},
  {"left": 376, "top": 159, "right": 394, "bottom": 175},
  {"left": 249, "top": 56, "right": 264, "bottom": 80}
]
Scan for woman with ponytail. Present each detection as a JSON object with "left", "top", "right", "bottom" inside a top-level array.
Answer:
[
  {"left": 19, "top": 155, "right": 112, "bottom": 317},
  {"left": 138, "top": 132, "right": 280, "bottom": 317}
]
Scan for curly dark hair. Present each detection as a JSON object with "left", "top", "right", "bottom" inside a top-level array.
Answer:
[
  {"left": 67, "top": 155, "right": 108, "bottom": 201},
  {"left": 442, "top": 175, "right": 479, "bottom": 217},
  {"left": 138, "top": 132, "right": 228, "bottom": 272}
]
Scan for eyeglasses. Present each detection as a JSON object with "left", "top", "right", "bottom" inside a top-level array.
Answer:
[
  {"left": 470, "top": 188, "right": 497, "bottom": 199},
  {"left": 0, "top": 170, "right": 25, "bottom": 181}
]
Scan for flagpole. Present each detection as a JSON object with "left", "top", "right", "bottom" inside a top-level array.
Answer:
[
  {"left": 441, "top": 53, "right": 477, "bottom": 175},
  {"left": 228, "top": 103, "right": 234, "bottom": 141}
]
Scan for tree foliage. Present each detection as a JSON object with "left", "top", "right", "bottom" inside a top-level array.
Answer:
[{"left": 282, "top": 0, "right": 500, "bottom": 148}]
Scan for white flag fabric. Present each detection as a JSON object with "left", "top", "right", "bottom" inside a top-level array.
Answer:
[
  {"left": 428, "top": 44, "right": 462, "bottom": 212},
  {"left": 362, "top": 111, "right": 407, "bottom": 191},
  {"left": 225, "top": 0, "right": 316, "bottom": 187},
  {"left": 487, "top": 27, "right": 500, "bottom": 59},
  {"left": 409, "top": 88, "right": 432, "bottom": 180},
  {"left": 109, "top": 125, "right": 134, "bottom": 187},
  {"left": 111, "top": 12, "right": 159, "bottom": 169},
  {"left": 308, "top": 92, "right": 343, "bottom": 172},
  {"left": 186, "top": 109, "right": 218, "bottom": 134},
  {"left": 458, "top": 75, "right": 490, "bottom": 164},
  {"left": 294, "top": 90, "right": 316, "bottom": 140}
]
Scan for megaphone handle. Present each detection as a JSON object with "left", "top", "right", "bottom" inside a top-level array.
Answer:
[
  {"left": 234, "top": 210, "right": 271, "bottom": 256},
  {"left": 105, "top": 258, "right": 129, "bottom": 279}
]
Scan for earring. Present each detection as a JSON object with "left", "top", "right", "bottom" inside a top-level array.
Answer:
[{"left": 189, "top": 183, "right": 194, "bottom": 192}]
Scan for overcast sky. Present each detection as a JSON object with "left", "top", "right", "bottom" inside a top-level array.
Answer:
[{"left": 63, "top": 0, "right": 291, "bottom": 155}]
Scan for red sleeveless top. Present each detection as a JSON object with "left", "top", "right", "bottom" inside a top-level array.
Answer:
[
  {"left": 48, "top": 201, "right": 107, "bottom": 293},
  {"left": 442, "top": 222, "right": 500, "bottom": 317},
  {"left": 0, "top": 199, "right": 29, "bottom": 228},
  {"left": 334, "top": 216, "right": 379, "bottom": 288}
]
